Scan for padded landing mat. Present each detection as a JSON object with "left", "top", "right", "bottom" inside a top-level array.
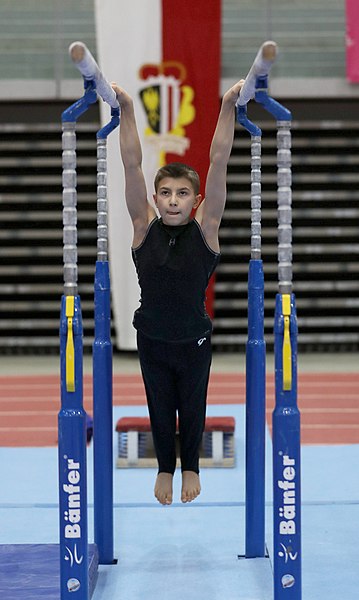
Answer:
[{"left": 0, "top": 544, "right": 98, "bottom": 599}]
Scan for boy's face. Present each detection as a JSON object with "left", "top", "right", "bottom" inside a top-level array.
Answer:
[{"left": 153, "top": 177, "right": 201, "bottom": 226}]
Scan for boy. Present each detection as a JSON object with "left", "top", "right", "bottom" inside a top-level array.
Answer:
[{"left": 112, "top": 78, "right": 244, "bottom": 505}]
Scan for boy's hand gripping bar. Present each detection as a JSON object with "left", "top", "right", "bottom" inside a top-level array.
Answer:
[{"left": 69, "top": 41, "right": 119, "bottom": 109}]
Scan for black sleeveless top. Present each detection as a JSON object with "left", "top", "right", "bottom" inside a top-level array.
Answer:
[{"left": 132, "top": 218, "right": 220, "bottom": 343}]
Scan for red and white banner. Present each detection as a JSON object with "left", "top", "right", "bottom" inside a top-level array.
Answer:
[
  {"left": 95, "top": 0, "right": 221, "bottom": 349},
  {"left": 346, "top": 0, "right": 359, "bottom": 82}
]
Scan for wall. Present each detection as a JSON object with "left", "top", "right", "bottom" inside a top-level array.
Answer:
[{"left": 0, "top": 0, "right": 356, "bottom": 99}]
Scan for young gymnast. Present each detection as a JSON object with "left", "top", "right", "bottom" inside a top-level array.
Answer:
[{"left": 112, "top": 78, "right": 244, "bottom": 505}]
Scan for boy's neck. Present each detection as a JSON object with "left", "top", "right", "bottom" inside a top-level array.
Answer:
[{"left": 160, "top": 218, "right": 191, "bottom": 229}]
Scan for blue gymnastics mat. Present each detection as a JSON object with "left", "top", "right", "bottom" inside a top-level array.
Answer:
[{"left": 0, "top": 543, "right": 98, "bottom": 599}]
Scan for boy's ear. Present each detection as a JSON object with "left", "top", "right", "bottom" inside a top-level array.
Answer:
[
  {"left": 193, "top": 194, "right": 202, "bottom": 209},
  {"left": 153, "top": 193, "right": 158, "bottom": 206}
]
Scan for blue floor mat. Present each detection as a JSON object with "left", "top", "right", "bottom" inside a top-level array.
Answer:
[{"left": 0, "top": 544, "right": 98, "bottom": 599}]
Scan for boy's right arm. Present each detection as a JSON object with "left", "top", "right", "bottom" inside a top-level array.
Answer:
[{"left": 112, "top": 84, "right": 156, "bottom": 246}]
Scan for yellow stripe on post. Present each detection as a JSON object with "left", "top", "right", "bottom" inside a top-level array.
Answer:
[
  {"left": 65, "top": 296, "right": 75, "bottom": 392},
  {"left": 282, "top": 294, "right": 292, "bottom": 391}
]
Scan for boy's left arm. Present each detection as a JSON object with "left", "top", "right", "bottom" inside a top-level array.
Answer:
[{"left": 199, "top": 80, "right": 244, "bottom": 252}]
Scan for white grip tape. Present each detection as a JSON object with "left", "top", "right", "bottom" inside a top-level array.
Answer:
[
  {"left": 69, "top": 41, "right": 119, "bottom": 109},
  {"left": 236, "top": 41, "right": 278, "bottom": 107}
]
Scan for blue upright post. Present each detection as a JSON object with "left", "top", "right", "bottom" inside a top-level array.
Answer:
[
  {"left": 254, "top": 76, "right": 302, "bottom": 598},
  {"left": 236, "top": 105, "right": 266, "bottom": 558},
  {"left": 236, "top": 41, "right": 279, "bottom": 559},
  {"left": 93, "top": 107, "right": 120, "bottom": 565},
  {"left": 245, "top": 258, "right": 266, "bottom": 557},
  {"left": 273, "top": 294, "right": 301, "bottom": 598},
  {"left": 59, "top": 81, "right": 97, "bottom": 600},
  {"left": 59, "top": 296, "right": 88, "bottom": 599},
  {"left": 64, "top": 40, "right": 120, "bottom": 570},
  {"left": 93, "top": 260, "right": 113, "bottom": 563}
]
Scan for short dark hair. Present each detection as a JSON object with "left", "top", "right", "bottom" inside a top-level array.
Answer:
[{"left": 154, "top": 162, "right": 200, "bottom": 195}]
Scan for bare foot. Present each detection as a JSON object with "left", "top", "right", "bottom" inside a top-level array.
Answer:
[
  {"left": 154, "top": 473, "right": 173, "bottom": 505},
  {"left": 181, "top": 471, "right": 201, "bottom": 503}
]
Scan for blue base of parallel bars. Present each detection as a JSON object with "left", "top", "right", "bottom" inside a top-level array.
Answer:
[
  {"left": 273, "top": 293, "right": 301, "bottom": 599},
  {"left": 0, "top": 544, "right": 98, "bottom": 599},
  {"left": 59, "top": 295, "right": 95, "bottom": 599},
  {"left": 93, "top": 260, "right": 115, "bottom": 565},
  {"left": 245, "top": 259, "right": 266, "bottom": 558}
]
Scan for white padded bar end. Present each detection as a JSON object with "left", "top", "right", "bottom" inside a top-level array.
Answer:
[
  {"left": 69, "top": 41, "right": 119, "bottom": 109},
  {"left": 69, "top": 42, "right": 86, "bottom": 63},
  {"left": 237, "top": 41, "right": 278, "bottom": 107}
]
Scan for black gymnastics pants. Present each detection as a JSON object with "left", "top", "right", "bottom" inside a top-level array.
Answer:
[{"left": 137, "top": 331, "right": 212, "bottom": 475}]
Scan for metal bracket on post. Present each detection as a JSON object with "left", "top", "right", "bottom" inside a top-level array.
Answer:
[
  {"left": 236, "top": 104, "right": 262, "bottom": 138},
  {"left": 255, "top": 75, "right": 292, "bottom": 123},
  {"left": 97, "top": 106, "right": 120, "bottom": 140},
  {"left": 62, "top": 79, "right": 97, "bottom": 124}
]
